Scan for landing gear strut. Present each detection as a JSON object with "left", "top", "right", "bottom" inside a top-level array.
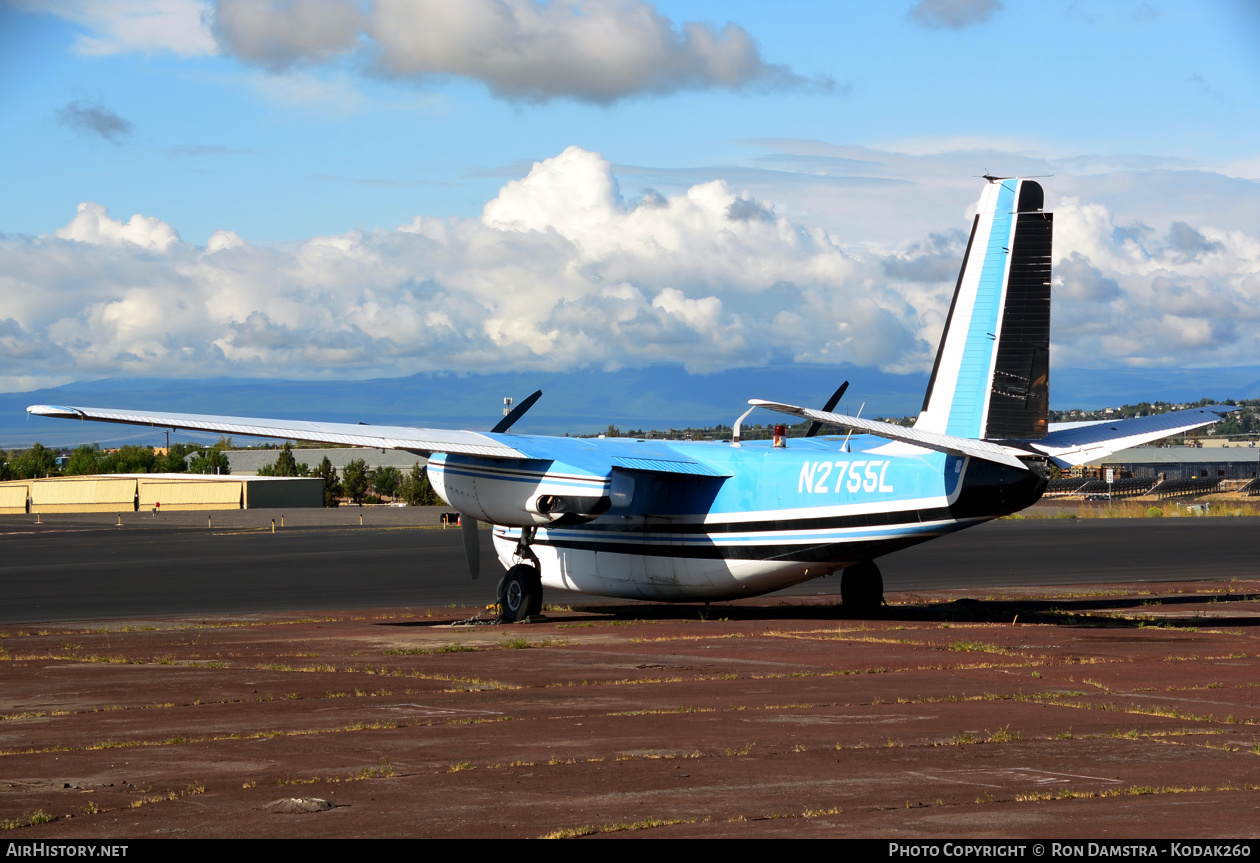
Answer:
[
  {"left": 498, "top": 526, "right": 542, "bottom": 623},
  {"left": 841, "top": 561, "right": 884, "bottom": 614}
]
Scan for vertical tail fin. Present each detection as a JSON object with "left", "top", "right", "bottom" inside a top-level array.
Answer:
[{"left": 914, "top": 178, "right": 1052, "bottom": 441}]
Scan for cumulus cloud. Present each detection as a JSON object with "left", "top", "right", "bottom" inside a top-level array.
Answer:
[
  {"left": 55, "top": 99, "right": 133, "bottom": 143},
  {"left": 2, "top": 148, "right": 927, "bottom": 384},
  {"left": 881, "top": 230, "right": 967, "bottom": 282},
  {"left": 1050, "top": 197, "right": 1260, "bottom": 366},
  {"left": 906, "top": 0, "right": 1002, "bottom": 29},
  {"left": 6, "top": 147, "right": 1260, "bottom": 390},
  {"left": 207, "top": 0, "right": 810, "bottom": 103},
  {"left": 55, "top": 202, "right": 182, "bottom": 251}
]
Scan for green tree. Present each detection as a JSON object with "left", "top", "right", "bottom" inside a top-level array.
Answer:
[
  {"left": 372, "top": 465, "right": 402, "bottom": 499},
  {"left": 189, "top": 449, "right": 231, "bottom": 475},
  {"left": 63, "top": 444, "right": 101, "bottom": 476},
  {"left": 342, "top": 458, "right": 369, "bottom": 504},
  {"left": 257, "top": 443, "right": 309, "bottom": 477},
  {"left": 12, "top": 443, "right": 58, "bottom": 479},
  {"left": 157, "top": 442, "right": 199, "bottom": 473},
  {"left": 97, "top": 445, "right": 158, "bottom": 474},
  {"left": 400, "top": 462, "right": 445, "bottom": 506},
  {"left": 317, "top": 457, "right": 342, "bottom": 507}
]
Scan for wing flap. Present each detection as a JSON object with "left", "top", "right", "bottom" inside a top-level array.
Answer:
[
  {"left": 26, "top": 404, "right": 526, "bottom": 459},
  {"left": 749, "top": 400, "right": 1031, "bottom": 470}
]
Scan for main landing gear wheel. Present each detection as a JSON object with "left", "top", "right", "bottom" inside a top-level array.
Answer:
[
  {"left": 498, "top": 564, "right": 543, "bottom": 623},
  {"left": 841, "top": 561, "right": 884, "bottom": 615}
]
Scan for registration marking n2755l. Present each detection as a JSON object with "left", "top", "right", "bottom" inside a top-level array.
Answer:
[{"left": 799, "top": 460, "right": 894, "bottom": 495}]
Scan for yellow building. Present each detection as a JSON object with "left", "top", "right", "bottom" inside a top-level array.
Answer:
[{"left": 0, "top": 474, "right": 323, "bottom": 513}]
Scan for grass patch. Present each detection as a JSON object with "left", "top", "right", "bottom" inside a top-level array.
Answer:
[{"left": 541, "top": 816, "right": 696, "bottom": 839}]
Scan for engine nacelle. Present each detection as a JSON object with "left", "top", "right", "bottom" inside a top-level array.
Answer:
[{"left": 427, "top": 454, "right": 611, "bottom": 526}]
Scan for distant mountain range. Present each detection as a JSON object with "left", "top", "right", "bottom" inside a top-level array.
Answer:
[{"left": 4, "top": 363, "right": 1260, "bottom": 449}]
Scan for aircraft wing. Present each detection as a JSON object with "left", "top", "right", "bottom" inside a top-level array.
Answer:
[
  {"left": 25, "top": 404, "right": 526, "bottom": 459},
  {"left": 1026, "top": 406, "right": 1236, "bottom": 467},
  {"left": 748, "top": 400, "right": 1032, "bottom": 470}
]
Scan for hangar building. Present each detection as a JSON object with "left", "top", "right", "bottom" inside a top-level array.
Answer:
[{"left": 0, "top": 474, "right": 322, "bottom": 514}]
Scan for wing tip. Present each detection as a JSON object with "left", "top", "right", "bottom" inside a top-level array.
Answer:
[{"left": 27, "top": 404, "right": 82, "bottom": 419}]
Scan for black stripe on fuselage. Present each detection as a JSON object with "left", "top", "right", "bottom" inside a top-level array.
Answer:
[
  {"left": 531, "top": 522, "right": 978, "bottom": 562},
  {"left": 556, "top": 503, "right": 960, "bottom": 537}
]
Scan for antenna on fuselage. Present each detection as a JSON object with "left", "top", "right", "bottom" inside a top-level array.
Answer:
[{"left": 841, "top": 402, "right": 865, "bottom": 453}]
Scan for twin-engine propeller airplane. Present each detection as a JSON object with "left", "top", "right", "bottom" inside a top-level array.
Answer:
[{"left": 29, "top": 178, "right": 1235, "bottom": 621}]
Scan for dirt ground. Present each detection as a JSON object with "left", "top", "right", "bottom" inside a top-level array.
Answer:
[{"left": 2, "top": 580, "right": 1260, "bottom": 839}]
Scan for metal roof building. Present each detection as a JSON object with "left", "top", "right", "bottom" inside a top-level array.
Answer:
[
  {"left": 1097, "top": 445, "right": 1260, "bottom": 480},
  {"left": 219, "top": 447, "right": 426, "bottom": 477}
]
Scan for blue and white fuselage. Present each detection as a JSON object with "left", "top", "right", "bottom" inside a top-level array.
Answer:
[{"left": 428, "top": 432, "right": 1030, "bottom": 601}]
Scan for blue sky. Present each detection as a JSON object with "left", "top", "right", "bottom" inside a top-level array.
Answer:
[{"left": 2, "top": 0, "right": 1259, "bottom": 397}]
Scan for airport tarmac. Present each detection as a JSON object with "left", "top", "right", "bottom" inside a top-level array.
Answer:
[
  {"left": 1, "top": 511, "right": 1258, "bottom": 838},
  {"left": 0, "top": 507, "right": 1254, "bottom": 623}
]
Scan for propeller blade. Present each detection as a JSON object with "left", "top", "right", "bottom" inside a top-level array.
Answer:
[
  {"left": 804, "top": 381, "right": 850, "bottom": 437},
  {"left": 461, "top": 516, "right": 480, "bottom": 580},
  {"left": 492, "top": 390, "right": 543, "bottom": 434}
]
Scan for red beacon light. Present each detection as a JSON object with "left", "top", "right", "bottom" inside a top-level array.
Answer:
[{"left": 773, "top": 424, "right": 787, "bottom": 448}]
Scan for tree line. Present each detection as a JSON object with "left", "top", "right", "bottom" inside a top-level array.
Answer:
[{"left": 255, "top": 443, "right": 446, "bottom": 508}]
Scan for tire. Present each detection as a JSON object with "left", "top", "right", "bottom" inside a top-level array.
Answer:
[
  {"left": 841, "top": 561, "right": 884, "bottom": 614},
  {"left": 498, "top": 564, "right": 542, "bottom": 623}
]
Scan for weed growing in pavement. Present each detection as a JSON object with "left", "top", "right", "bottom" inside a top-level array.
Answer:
[
  {"left": 540, "top": 816, "right": 696, "bottom": 839},
  {"left": 350, "top": 757, "right": 395, "bottom": 780},
  {"left": 986, "top": 726, "right": 1022, "bottom": 743}
]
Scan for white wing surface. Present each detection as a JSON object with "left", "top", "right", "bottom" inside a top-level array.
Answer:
[
  {"left": 749, "top": 400, "right": 1032, "bottom": 470},
  {"left": 1027, "top": 406, "right": 1235, "bottom": 467},
  {"left": 25, "top": 404, "right": 526, "bottom": 458}
]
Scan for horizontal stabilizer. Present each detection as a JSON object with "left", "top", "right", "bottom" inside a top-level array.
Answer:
[
  {"left": 749, "top": 400, "right": 1031, "bottom": 471},
  {"left": 1028, "top": 406, "right": 1236, "bottom": 467},
  {"left": 26, "top": 404, "right": 526, "bottom": 459}
]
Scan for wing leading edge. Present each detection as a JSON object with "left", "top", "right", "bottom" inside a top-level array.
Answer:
[
  {"left": 25, "top": 404, "right": 526, "bottom": 459},
  {"left": 24, "top": 403, "right": 732, "bottom": 477}
]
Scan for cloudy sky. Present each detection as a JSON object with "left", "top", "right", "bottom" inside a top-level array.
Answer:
[{"left": 2, "top": 0, "right": 1259, "bottom": 397}]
